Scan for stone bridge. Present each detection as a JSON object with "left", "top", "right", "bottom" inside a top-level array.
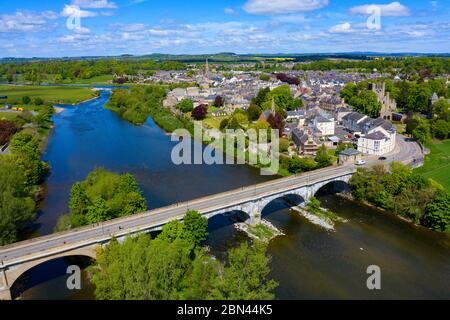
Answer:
[{"left": 0, "top": 167, "right": 354, "bottom": 300}]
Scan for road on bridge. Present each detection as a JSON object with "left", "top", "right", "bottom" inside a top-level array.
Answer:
[{"left": 0, "top": 135, "right": 422, "bottom": 267}]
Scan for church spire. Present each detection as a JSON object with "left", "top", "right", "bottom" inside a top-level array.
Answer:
[{"left": 205, "top": 59, "right": 210, "bottom": 77}]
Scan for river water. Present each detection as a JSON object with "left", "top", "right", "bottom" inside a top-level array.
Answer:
[{"left": 14, "top": 91, "right": 450, "bottom": 300}]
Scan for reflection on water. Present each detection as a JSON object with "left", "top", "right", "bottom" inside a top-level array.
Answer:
[{"left": 18, "top": 91, "right": 450, "bottom": 300}]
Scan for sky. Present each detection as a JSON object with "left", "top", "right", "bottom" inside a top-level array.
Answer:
[{"left": 0, "top": 0, "right": 449, "bottom": 57}]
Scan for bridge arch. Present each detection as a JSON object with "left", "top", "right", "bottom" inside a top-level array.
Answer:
[
  {"left": 260, "top": 193, "right": 307, "bottom": 218},
  {"left": 2, "top": 245, "right": 98, "bottom": 300},
  {"left": 9, "top": 253, "right": 96, "bottom": 300},
  {"left": 313, "top": 179, "right": 351, "bottom": 198},
  {"left": 207, "top": 210, "right": 251, "bottom": 232}
]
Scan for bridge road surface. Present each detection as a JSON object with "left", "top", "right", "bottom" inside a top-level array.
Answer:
[{"left": 0, "top": 135, "right": 422, "bottom": 267}]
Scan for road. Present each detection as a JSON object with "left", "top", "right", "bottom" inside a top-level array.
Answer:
[{"left": 0, "top": 134, "right": 422, "bottom": 266}]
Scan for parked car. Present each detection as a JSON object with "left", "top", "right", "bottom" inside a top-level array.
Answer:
[
  {"left": 356, "top": 160, "right": 367, "bottom": 166},
  {"left": 378, "top": 156, "right": 387, "bottom": 161}
]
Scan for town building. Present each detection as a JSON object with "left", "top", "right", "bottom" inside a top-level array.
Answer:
[
  {"left": 292, "top": 128, "right": 320, "bottom": 156},
  {"left": 369, "top": 82, "right": 397, "bottom": 121},
  {"left": 338, "top": 148, "right": 362, "bottom": 165},
  {"left": 343, "top": 111, "right": 396, "bottom": 156}
]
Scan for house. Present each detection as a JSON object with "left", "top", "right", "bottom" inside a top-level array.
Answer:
[
  {"left": 335, "top": 106, "right": 352, "bottom": 124},
  {"left": 357, "top": 131, "right": 394, "bottom": 155},
  {"left": 292, "top": 128, "right": 320, "bottom": 156},
  {"left": 342, "top": 112, "right": 368, "bottom": 132},
  {"left": 342, "top": 111, "right": 397, "bottom": 156},
  {"left": 313, "top": 115, "right": 335, "bottom": 136},
  {"left": 338, "top": 148, "right": 362, "bottom": 165},
  {"left": 286, "top": 109, "right": 306, "bottom": 126}
]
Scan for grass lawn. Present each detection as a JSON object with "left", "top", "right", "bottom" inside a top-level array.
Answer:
[
  {"left": 203, "top": 116, "right": 226, "bottom": 130},
  {"left": 0, "top": 85, "right": 97, "bottom": 105},
  {"left": 415, "top": 140, "right": 450, "bottom": 191},
  {"left": 0, "top": 112, "right": 19, "bottom": 121}
]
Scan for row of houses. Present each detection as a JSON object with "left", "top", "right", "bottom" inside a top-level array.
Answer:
[{"left": 288, "top": 107, "right": 396, "bottom": 157}]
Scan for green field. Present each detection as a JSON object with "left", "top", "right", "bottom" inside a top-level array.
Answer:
[
  {"left": 415, "top": 140, "right": 450, "bottom": 191},
  {"left": 0, "top": 85, "right": 97, "bottom": 105}
]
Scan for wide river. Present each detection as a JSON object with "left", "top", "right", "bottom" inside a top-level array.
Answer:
[{"left": 14, "top": 90, "right": 450, "bottom": 300}]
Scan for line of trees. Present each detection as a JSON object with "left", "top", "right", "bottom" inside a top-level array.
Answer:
[
  {"left": 349, "top": 162, "right": 450, "bottom": 232},
  {"left": 92, "top": 210, "right": 278, "bottom": 300},
  {"left": 294, "top": 57, "right": 450, "bottom": 78},
  {"left": 0, "top": 106, "right": 55, "bottom": 245},
  {"left": 1, "top": 60, "right": 187, "bottom": 84}
]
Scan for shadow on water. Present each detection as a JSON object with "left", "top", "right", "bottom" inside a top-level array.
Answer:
[{"left": 11, "top": 256, "right": 95, "bottom": 300}]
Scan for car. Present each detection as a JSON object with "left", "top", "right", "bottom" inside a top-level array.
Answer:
[
  {"left": 356, "top": 160, "right": 367, "bottom": 166},
  {"left": 378, "top": 157, "right": 387, "bottom": 161}
]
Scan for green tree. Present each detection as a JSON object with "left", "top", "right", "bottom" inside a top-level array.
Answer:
[
  {"left": 183, "top": 210, "right": 208, "bottom": 246},
  {"left": 315, "top": 145, "right": 332, "bottom": 168},
  {"left": 247, "top": 103, "right": 262, "bottom": 121},
  {"left": 424, "top": 191, "right": 450, "bottom": 232},
  {"left": 22, "top": 96, "right": 31, "bottom": 104},
  {"left": 177, "top": 99, "right": 194, "bottom": 113},
  {"left": 432, "top": 120, "right": 449, "bottom": 139},
  {"left": 218, "top": 243, "right": 278, "bottom": 300},
  {"left": 56, "top": 168, "right": 147, "bottom": 230},
  {"left": 0, "top": 158, "right": 35, "bottom": 245}
]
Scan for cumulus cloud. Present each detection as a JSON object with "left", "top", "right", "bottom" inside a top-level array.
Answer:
[
  {"left": 350, "top": 1, "right": 410, "bottom": 16},
  {"left": 244, "top": 0, "right": 329, "bottom": 15},
  {"left": 329, "top": 22, "right": 353, "bottom": 33},
  {"left": 0, "top": 11, "right": 58, "bottom": 33}
]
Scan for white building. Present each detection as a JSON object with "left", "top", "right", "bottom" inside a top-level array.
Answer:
[
  {"left": 343, "top": 111, "right": 396, "bottom": 156},
  {"left": 313, "top": 115, "right": 335, "bottom": 136},
  {"left": 357, "top": 131, "right": 395, "bottom": 155}
]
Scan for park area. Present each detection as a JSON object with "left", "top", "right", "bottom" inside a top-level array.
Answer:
[
  {"left": 0, "top": 85, "right": 97, "bottom": 105},
  {"left": 415, "top": 140, "right": 450, "bottom": 191}
]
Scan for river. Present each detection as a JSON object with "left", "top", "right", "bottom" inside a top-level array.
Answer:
[{"left": 13, "top": 90, "right": 450, "bottom": 300}]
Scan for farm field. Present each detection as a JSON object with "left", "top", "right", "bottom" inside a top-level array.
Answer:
[
  {"left": 0, "top": 85, "right": 97, "bottom": 105},
  {"left": 415, "top": 140, "right": 450, "bottom": 191}
]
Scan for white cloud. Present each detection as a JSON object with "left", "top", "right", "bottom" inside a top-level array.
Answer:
[
  {"left": 72, "top": 0, "right": 117, "bottom": 9},
  {"left": 0, "top": 11, "right": 58, "bottom": 33},
  {"left": 61, "top": 5, "right": 98, "bottom": 18},
  {"left": 350, "top": 2, "right": 410, "bottom": 17},
  {"left": 244, "top": 0, "right": 329, "bottom": 15},
  {"left": 329, "top": 22, "right": 353, "bottom": 33}
]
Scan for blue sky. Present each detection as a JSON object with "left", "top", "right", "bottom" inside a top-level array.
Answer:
[{"left": 0, "top": 0, "right": 449, "bottom": 57}]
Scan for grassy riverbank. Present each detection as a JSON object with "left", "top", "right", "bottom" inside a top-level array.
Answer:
[
  {"left": 415, "top": 140, "right": 450, "bottom": 191},
  {"left": 0, "top": 85, "right": 97, "bottom": 105}
]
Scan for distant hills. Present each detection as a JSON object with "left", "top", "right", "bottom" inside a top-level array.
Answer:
[{"left": 1, "top": 52, "right": 449, "bottom": 63}]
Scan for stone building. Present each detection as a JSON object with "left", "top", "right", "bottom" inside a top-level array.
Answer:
[{"left": 369, "top": 82, "right": 397, "bottom": 121}]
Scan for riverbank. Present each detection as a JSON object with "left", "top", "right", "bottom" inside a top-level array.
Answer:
[{"left": 336, "top": 192, "right": 427, "bottom": 228}]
